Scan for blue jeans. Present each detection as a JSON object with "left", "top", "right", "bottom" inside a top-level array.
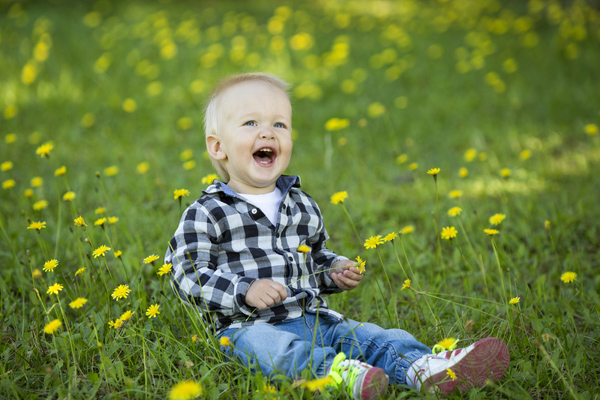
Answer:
[{"left": 218, "top": 312, "right": 431, "bottom": 384}]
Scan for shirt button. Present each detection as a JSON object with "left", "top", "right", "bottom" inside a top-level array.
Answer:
[{"left": 251, "top": 209, "right": 258, "bottom": 215}]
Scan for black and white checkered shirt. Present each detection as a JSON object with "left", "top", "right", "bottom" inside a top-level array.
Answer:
[{"left": 165, "top": 175, "right": 346, "bottom": 334}]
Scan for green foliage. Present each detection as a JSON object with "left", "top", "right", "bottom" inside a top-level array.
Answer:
[{"left": 1, "top": 0, "right": 600, "bottom": 398}]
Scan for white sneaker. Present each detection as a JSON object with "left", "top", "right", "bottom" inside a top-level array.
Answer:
[
  {"left": 327, "top": 352, "right": 389, "bottom": 400},
  {"left": 407, "top": 337, "right": 510, "bottom": 395}
]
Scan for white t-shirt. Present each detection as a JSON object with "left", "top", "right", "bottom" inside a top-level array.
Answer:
[{"left": 238, "top": 188, "right": 284, "bottom": 226}]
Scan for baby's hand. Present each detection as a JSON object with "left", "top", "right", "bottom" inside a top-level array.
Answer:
[
  {"left": 245, "top": 279, "right": 288, "bottom": 310},
  {"left": 330, "top": 259, "right": 364, "bottom": 291}
]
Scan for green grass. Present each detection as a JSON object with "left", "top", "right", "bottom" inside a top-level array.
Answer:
[{"left": 1, "top": 0, "right": 600, "bottom": 398}]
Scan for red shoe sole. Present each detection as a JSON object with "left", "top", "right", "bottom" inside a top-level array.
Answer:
[
  {"left": 361, "top": 367, "right": 389, "bottom": 400},
  {"left": 424, "top": 337, "right": 510, "bottom": 395}
]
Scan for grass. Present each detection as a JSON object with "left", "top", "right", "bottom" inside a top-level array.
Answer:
[{"left": 1, "top": 0, "right": 600, "bottom": 398}]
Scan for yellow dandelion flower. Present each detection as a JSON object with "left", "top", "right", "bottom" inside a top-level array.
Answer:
[
  {"left": 173, "top": 189, "right": 190, "bottom": 199},
  {"left": 448, "top": 207, "right": 462, "bottom": 217},
  {"left": 560, "top": 272, "right": 577, "bottom": 284},
  {"left": 330, "top": 191, "right": 348, "bottom": 205},
  {"left": 427, "top": 168, "right": 440, "bottom": 176},
  {"left": 95, "top": 207, "right": 106, "bottom": 214},
  {"left": 401, "top": 279, "right": 411, "bottom": 290},
  {"left": 545, "top": 220, "right": 551, "bottom": 229},
  {"left": 108, "top": 216, "right": 119, "bottom": 224},
  {"left": 509, "top": 297, "right": 520, "bottom": 305},
  {"left": 33, "top": 200, "right": 48, "bottom": 211},
  {"left": 183, "top": 160, "right": 195, "bottom": 170},
  {"left": 47, "top": 283, "right": 64, "bottom": 295},
  {"left": 146, "top": 304, "right": 160, "bottom": 318},
  {"left": 122, "top": 98, "right": 137, "bottom": 113},
  {"left": 324, "top": 118, "right": 350, "bottom": 131},
  {"left": 108, "top": 319, "right": 123, "bottom": 329},
  {"left": 191, "top": 334, "right": 199, "bottom": 343},
  {"left": 459, "top": 167, "right": 468, "bottom": 178},
  {"left": 500, "top": 168, "right": 511, "bottom": 178},
  {"left": 446, "top": 369, "right": 457, "bottom": 381},
  {"left": 383, "top": 232, "right": 398, "bottom": 242},
  {"left": 201, "top": 174, "right": 219, "bottom": 185},
  {"left": 433, "top": 338, "right": 459, "bottom": 353},
  {"left": 302, "top": 376, "right": 334, "bottom": 392},
  {"left": 261, "top": 384, "right": 278, "bottom": 394},
  {"left": 111, "top": 284, "right": 131, "bottom": 301},
  {"left": 2, "top": 179, "right": 16, "bottom": 190},
  {"left": 94, "top": 217, "right": 107, "bottom": 226},
  {"left": 1, "top": 161, "right": 13, "bottom": 171},
  {"left": 180, "top": 149, "right": 193, "bottom": 161},
  {"left": 43, "top": 259, "right": 58, "bottom": 272},
  {"left": 137, "top": 161, "right": 150, "bottom": 174},
  {"left": 484, "top": 229, "right": 499, "bottom": 236},
  {"left": 75, "top": 267, "right": 86, "bottom": 275},
  {"left": 158, "top": 263, "right": 173, "bottom": 276},
  {"left": 441, "top": 226, "right": 458, "bottom": 240},
  {"left": 168, "top": 381, "right": 203, "bottom": 400},
  {"left": 355, "top": 256, "right": 366, "bottom": 274},
  {"left": 448, "top": 190, "right": 463, "bottom": 199},
  {"left": 24, "top": 188, "right": 33, "bottom": 198},
  {"left": 364, "top": 235, "right": 384, "bottom": 249},
  {"left": 74, "top": 216, "right": 87, "bottom": 227},
  {"left": 32, "top": 269, "right": 42, "bottom": 278},
  {"left": 144, "top": 254, "right": 160, "bottom": 264},
  {"left": 408, "top": 162, "right": 418, "bottom": 171},
  {"left": 5, "top": 133, "right": 17, "bottom": 143},
  {"left": 584, "top": 123, "right": 598, "bottom": 136},
  {"left": 114, "top": 250, "right": 122, "bottom": 258},
  {"left": 92, "top": 245, "right": 111, "bottom": 258},
  {"left": 28, "top": 221, "right": 47, "bottom": 230},
  {"left": 396, "top": 154, "right": 408, "bottom": 164},
  {"left": 31, "top": 177, "right": 43, "bottom": 187},
  {"left": 44, "top": 319, "right": 62, "bottom": 334},
  {"left": 120, "top": 310, "right": 134, "bottom": 321},
  {"left": 401, "top": 225, "right": 414, "bottom": 234},
  {"left": 489, "top": 213, "right": 506, "bottom": 225},
  {"left": 69, "top": 297, "right": 88, "bottom": 309},
  {"left": 54, "top": 165, "right": 67, "bottom": 176},
  {"left": 520, "top": 150, "right": 531, "bottom": 160},
  {"left": 297, "top": 245, "right": 310, "bottom": 253},
  {"left": 62, "top": 191, "right": 76, "bottom": 201},
  {"left": 219, "top": 336, "right": 231, "bottom": 347},
  {"left": 36, "top": 142, "right": 54, "bottom": 158},
  {"left": 104, "top": 166, "right": 119, "bottom": 176},
  {"left": 464, "top": 148, "right": 477, "bottom": 162}
]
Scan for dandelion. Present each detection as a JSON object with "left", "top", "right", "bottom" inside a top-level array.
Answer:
[
  {"left": 1, "top": 161, "right": 13, "bottom": 171},
  {"left": 354, "top": 256, "right": 366, "bottom": 275},
  {"left": 120, "top": 310, "right": 134, "bottom": 321},
  {"left": 191, "top": 334, "right": 199, "bottom": 343},
  {"left": 33, "top": 200, "right": 48, "bottom": 211},
  {"left": 62, "top": 191, "right": 76, "bottom": 201},
  {"left": 484, "top": 229, "right": 499, "bottom": 236},
  {"left": 408, "top": 162, "right": 418, "bottom": 171},
  {"left": 3, "top": 179, "right": 16, "bottom": 189},
  {"left": 54, "top": 166, "right": 67, "bottom": 176},
  {"left": 104, "top": 166, "right": 119, "bottom": 176},
  {"left": 173, "top": 188, "right": 191, "bottom": 200},
  {"left": 560, "top": 272, "right": 577, "bottom": 284},
  {"left": 108, "top": 216, "right": 119, "bottom": 224},
  {"left": 261, "top": 384, "right": 278, "bottom": 394},
  {"left": 325, "top": 118, "right": 350, "bottom": 131},
  {"left": 36, "top": 142, "right": 54, "bottom": 158},
  {"left": 74, "top": 216, "right": 87, "bottom": 227},
  {"left": 433, "top": 338, "right": 459, "bottom": 353},
  {"left": 441, "top": 226, "right": 458, "bottom": 240},
  {"left": 396, "top": 154, "right": 408, "bottom": 164},
  {"left": 137, "top": 161, "right": 150, "bottom": 174},
  {"left": 383, "top": 232, "right": 398, "bottom": 242},
  {"left": 94, "top": 217, "right": 107, "bottom": 226},
  {"left": 75, "top": 267, "right": 86, "bottom": 275},
  {"left": 69, "top": 297, "right": 88, "bottom": 309},
  {"left": 158, "top": 263, "right": 173, "bottom": 276},
  {"left": 183, "top": 160, "right": 195, "bottom": 170},
  {"left": 448, "top": 207, "right": 462, "bottom": 217},
  {"left": 146, "top": 304, "right": 160, "bottom": 318},
  {"left": 114, "top": 250, "right": 122, "bottom": 258},
  {"left": 144, "top": 254, "right": 160, "bottom": 264},
  {"left": 28, "top": 221, "right": 47, "bottom": 231},
  {"left": 446, "top": 369, "right": 457, "bottom": 381},
  {"left": 32, "top": 268, "right": 43, "bottom": 279},
  {"left": 201, "top": 174, "right": 218, "bottom": 185},
  {"left": 364, "top": 235, "right": 383, "bottom": 249},
  {"left": 509, "top": 297, "right": 520, "bottom": 304},
  {"left": 330, "top": 191, "right": 348, "bottom": 205},
  {"left": 43, "top": 259, "right": 58, "bottom": 272},
  {"left": 47, "top": 283, "right": 64, "bottom": 295},
  {"left": 520, "top": 150, "right": 531, "bottom": 160},
  {"left": 464, "top": 148, "right": 477, "bottom": 162},
  {"left": 108, "top": 319, "right": 124, "bottom": 329},
  {"left": 500, "top": 168, "right": 511, "bottom": 178},
  {"left": 31, "top": 177, "right": 43, "bottom": 187},
  {"left": 111, "top": 284, "right": 131, "bottom": 301},
  {"left": 401, "top": 225, "right": 414, "bottom": 234},
  {"left": 297, "top": 245, "right": 310, "bottom": 253},
  {"left": 459, "top": 167, "right": 468, "bottom": 177},
  {"left": 95, "top": 207, "right": 106, "bottom": 214},
  {"left": 302, "top": 376, "right": 334, "bottom": 392},
  {"left": 584, "top": 123, "right": 598, "bottom": 136},
  {"left": 24, "top": 189, "right": 33, "bottom": 198},
  {"left": 219, "top": 336, "right": 231, "bottom": 347},
  {"left": 401, "top": 279, "right": 411, "bottom": 290},
  {"left": 427, "top": 168, "right": 440, "bottom": 176},
  {"left": 545, "top": 220, "right": 551, "bottom": 229},
  {"left": 489, "top": 213, "right": 506, "bottom": 225},
  {"left": 448, "top": 190, "right": 463, "bottom": 199},
  {"left": 168, "top": 381, "right": 203, "bottom": 400},
  {"left": 44, "top": 319, "right": 62, "bottom": 334},
  {"left": 92, "top": 245, "right": 111, "bottom": 258}
]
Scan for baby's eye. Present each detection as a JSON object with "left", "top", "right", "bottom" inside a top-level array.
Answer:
[
  {"left": 244, "top": 121, "right": 257, "bottom": 126},
  {"left": 274, "top": 122, "right": 286, "bottom": 129}
]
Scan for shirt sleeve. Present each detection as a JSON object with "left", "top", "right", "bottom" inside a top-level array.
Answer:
[{"left": 165, "top": 203, "right": 256, "bottom": 317}]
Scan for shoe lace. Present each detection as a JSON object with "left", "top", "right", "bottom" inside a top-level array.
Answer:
[{"left": 328, "top": 352, "right": 360, "bottom": 396}]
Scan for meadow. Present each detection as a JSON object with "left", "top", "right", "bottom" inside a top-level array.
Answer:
[{"left": 1, "top": 0, "right": 599, "bottom": 398}]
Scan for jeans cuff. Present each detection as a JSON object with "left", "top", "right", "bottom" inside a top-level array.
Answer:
[{"left": 396, "top": 350, "right": 426, "bottom": 384}]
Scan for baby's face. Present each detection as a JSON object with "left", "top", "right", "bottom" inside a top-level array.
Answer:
[{"left": 211, "top": 80, "right": 293, "bottom": 194}]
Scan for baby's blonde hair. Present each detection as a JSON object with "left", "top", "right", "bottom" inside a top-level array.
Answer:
[{"left": 204, "top": 73, "right": 291, "bottom": 182}]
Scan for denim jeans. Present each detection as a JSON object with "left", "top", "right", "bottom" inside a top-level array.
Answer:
[{"left": 218, "top": 312, "right": 431, "bottom": 384}]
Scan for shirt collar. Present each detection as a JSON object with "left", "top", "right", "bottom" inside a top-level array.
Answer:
[{"left": 203, "top": 175, "right": 301, "bottom": 197}]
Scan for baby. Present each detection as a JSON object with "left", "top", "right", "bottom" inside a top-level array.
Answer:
[{"left": 165, "top": 72, "right": 510, "bottom": 399}]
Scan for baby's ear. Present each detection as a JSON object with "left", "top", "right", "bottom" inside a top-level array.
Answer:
[{"left": 206, "top": 135, "right": 227, "bottom": 160}]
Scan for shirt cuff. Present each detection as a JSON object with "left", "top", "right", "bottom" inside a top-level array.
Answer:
[{"left": 234, "top": 276, "right": 257, "bottom": 316}]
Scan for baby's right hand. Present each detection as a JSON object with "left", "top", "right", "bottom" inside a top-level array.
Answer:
[{"left": 245, "top": 279, "right": 288, "bottom": 310}]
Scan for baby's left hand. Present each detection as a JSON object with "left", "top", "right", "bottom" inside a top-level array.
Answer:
[{"left": 330, "top": 259, "right": 364, "bottom": 291}]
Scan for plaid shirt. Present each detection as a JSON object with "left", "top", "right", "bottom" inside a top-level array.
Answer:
[{"left": 165, "top": 175, "right": 346, "bottom": 334}]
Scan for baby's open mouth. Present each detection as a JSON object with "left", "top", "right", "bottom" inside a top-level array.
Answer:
[{"left": 253, "top": 148, "right": 276, "bottom": 165}]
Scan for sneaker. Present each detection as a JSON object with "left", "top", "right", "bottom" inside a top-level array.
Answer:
[
  {"left": 327, "top": 352, "right": 389, "bottom": 400},
  {"left": 407, "top": 337, "right": 510, "bottom": 395}
]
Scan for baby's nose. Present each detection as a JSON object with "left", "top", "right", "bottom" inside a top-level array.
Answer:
[{"left": 259, "top": 128, "right": 275, "bottom": 139}]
